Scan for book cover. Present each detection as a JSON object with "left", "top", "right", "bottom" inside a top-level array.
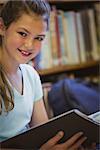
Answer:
[{"left": 1, "top": 109, "right": 99, "bottom": 149}]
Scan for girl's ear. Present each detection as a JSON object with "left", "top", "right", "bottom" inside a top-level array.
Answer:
[{"left": 0, "top": 17, "right": 5, "bottom": 36}]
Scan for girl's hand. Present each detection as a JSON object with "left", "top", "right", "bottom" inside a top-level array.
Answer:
[{"left": 40, "top": 131, "right": 87, "bottom": 150}]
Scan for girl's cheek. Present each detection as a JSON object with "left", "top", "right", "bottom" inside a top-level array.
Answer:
[
  {"left": 35, "top": 49, "right": 41, "bottom": 56},
  {"left": 15, "top": 39, "right": 25, "bottom": 47},
  {"left": 34, "top": 43, "right": 42, "bottom": 52}
]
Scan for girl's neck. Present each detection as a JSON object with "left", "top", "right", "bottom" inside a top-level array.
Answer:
[{"left": 0, "top": 48, "right": 19, "bottom": 75}]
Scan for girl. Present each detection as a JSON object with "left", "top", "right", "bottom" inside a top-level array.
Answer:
[{"left": 0, "top": 0, "right": 95, "bottom": 149}]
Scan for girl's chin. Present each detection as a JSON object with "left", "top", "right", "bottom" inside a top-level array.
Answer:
[
  {"left": 19, "top": 59, "right": 33, "bottom": 64},
  {"left": 18, "top": 55, "right": 35, "bottom": 64}
]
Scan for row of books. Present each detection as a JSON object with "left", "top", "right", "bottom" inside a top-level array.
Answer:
[{"left": 30, "top": 4, "right": 100, "bottom": 69}]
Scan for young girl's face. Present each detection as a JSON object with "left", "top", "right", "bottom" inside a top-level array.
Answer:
[{"left": 0, "top": 13, "right": 47, "bottom": 65}]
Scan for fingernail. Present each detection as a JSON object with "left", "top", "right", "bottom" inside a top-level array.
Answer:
[
  {"left": 79, "top": 132, "right": 83, "bottom": 135},
  {"left": 84, "top": 136, "right": 87, "bottom": 140},
  {"left": 58, "top": 131, "right": 64, "bottom": 137}
]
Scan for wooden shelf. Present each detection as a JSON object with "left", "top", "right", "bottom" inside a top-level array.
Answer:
[
  {"left": 48, "top": 0, "right": 99, "bottom": 12},
  {"left": 48, "top": 0, "right": 98, "bottom": 3},
  {"left": 38, "top": 60, "right": 99, "bottom": 76},
  {"left": 48, "top": 0, "right": 98, "bottom": 2}
]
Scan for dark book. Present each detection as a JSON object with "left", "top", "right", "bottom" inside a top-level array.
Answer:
[
  {"left": 1, "top": 109, "right": 99, "bottom": 149},
  {"left": 80, "top": 9, "right": 93, "bottom": 61}
]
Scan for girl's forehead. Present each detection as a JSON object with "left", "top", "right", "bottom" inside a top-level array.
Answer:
[
  {"left": 8, "top": 13, "right": 47, "bottom": 33},
  {"left": 16, "top": 13, "right": 45, "bottom": 23}
]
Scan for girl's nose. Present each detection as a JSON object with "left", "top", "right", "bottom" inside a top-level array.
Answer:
[{"left": 24, "top": 39, "right": 34, "bottom": 50}]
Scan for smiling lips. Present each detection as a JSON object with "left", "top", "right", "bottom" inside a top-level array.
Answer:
[{"left": 18, "top": 48, "right": 32, "bottom": 56}]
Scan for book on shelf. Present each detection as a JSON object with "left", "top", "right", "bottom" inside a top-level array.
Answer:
[
  {"left": 53, "top": 6, "right": 62, "bottom": 65},
  {"left": 75, "top": 11, "right": 86, "bottom": 63},
  {"left": 94, "top": 3, "right": 100, "bottom": 51},
  {"left": 64, "top": 11, "right": 80, "bottom": 64},
  {"left": 57, "top": 10, "right": 69, "bottom": 65},
  {"left": 38, "top": 31, "right": 53, "bottom": 69},
  {"left": 87, "top": 9, "right": 99, "bottom": 61},
  {"left": 49, "top": 8, "right": 59, "bottom": 66},
  {"left": 1, "top": 109, "right": 99, "bottom": 149},
  {"left": 61, "top": 10, "right": 71, "bottom": 65},
  {"left": 75, "top": 8, "right": 99, "bottom": 63}
]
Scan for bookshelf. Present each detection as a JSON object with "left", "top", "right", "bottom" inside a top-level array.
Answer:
[
  {"left": 38, "top": 60, "right": 99, "bottom": 76},
  {"left": 38, "top": 60, "right": 99, "bottom": 83},
  {"left": 36, "top": 0, "right": 99, "bottom": 82},
  {"left": 0, "top": 0, "right": 99, "bottom": 83}
]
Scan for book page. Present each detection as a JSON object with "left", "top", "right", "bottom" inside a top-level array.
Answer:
[{"left": 89, "top": 111, "right": 100, "bottom": 124}]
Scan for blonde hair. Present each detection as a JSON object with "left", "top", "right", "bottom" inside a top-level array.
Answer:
[{"left": 0, "top": 65, "right": 14, "bottom": 114}]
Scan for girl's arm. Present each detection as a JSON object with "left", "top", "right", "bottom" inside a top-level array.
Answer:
[{"left": 29, "top": 99, "right": 48, "bottom": 127}]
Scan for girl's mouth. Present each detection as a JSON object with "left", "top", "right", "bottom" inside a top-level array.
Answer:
[{"left": 18, "top": 48, "right": 32, "bottom": 57}]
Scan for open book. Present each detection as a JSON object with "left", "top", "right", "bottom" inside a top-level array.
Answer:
[{"left": 1, "top": 109, "right": 99, "bottom": 149}]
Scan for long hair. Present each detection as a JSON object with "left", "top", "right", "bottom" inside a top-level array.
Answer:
[{"left": 0, "top": 0, "right": 50, "bottom": 114}]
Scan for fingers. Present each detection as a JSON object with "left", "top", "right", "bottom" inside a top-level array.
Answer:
[
  {"left": 69, "top": 135, "right": 87, "bottom": 150},
  {"left": 64, "top": 132, "right": 84, "bottom": 146},
  {"left": 46, "top": 131, "right": 64, "bottom": 146},
  {"left": 60, "top": 132, "right": 87, "bottom": 149},
  {"left": 40, "top": 131, "right": 88, "bottom": 150},
  {"left": 40, "top": 131, "right": 64, "bottom": 150}
]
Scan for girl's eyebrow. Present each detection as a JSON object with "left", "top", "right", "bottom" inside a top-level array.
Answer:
[
  {"left": 36, "top": 35, "right": 46, "bottom": 38},
  {"left": 18, "top": 27, "right": 46, "bottom": 37},
  {"left": 18, "top": 27, "right": 30, "bottom": 33}
]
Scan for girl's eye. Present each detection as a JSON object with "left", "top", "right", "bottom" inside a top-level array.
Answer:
[
  {"left": 18, "top": 32, "right": 27, "bottom": 37},
  {"left": 35, "top": 37, "right": 44, "bottom": 42}
]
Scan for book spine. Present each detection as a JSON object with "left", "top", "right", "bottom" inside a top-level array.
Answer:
[
  {"left": 94, "top": 3, "right": 100, "bottom": 52},
  {"left": 80, "top": 10, "right": 93, "bottom": 61},
  {"left": 64, "top": 11, "right": 80, "bottom": 64},
  {"left": 53, "top": 7, "right": 62, "bottom": 65},
  {"left": 76, "top": 12, "right": 86, "bottom": 63},
  {"left": 57, "top": 10, "right": 69, "bottom": 65},
  {"left": 87, "top": 9, "right": 99, "bottom": 60},
  {"left": 38, "top": 32, "right": 53, "bottom": 69},
  {"left": 49, "top": 9, "right": 59, "bottom": 66}
]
